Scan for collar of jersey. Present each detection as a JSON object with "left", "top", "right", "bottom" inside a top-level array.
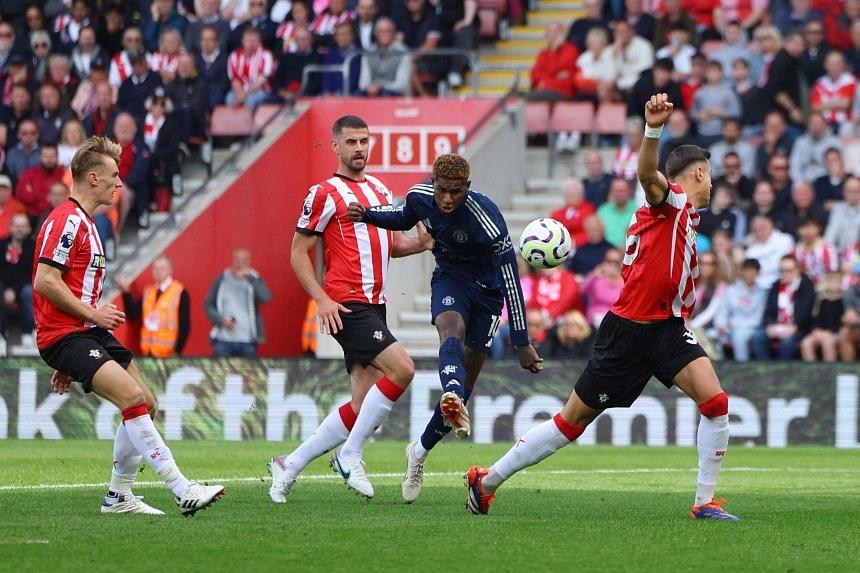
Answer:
[{"left": 334, "top": 172, "right": 366, "bottom": 183}]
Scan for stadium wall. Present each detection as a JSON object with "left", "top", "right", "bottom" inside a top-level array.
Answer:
[{"left": 1, "top": 359, "right": 858, "bottom": 448}]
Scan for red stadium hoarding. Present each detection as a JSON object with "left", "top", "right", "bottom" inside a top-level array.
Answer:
[{"left": 113, "top": 99, "right": 501, "bottom": 357}]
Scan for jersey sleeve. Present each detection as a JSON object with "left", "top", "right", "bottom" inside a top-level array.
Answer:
[
  {"left": 37, "top": 212, "right": 83, "bottom": 272},
  {"left": 362, "top": 188, "right": 421, "bottom": 231},
  {"left": 296, "top": 184, "right": 336, "bottom": 236},
  {"left": 663, "top": 182, "right": 688, "bottom": 212}
]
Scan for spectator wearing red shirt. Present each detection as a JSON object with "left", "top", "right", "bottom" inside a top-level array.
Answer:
[
  {"left": 15, "top": 144, "right": 64, "bottom": 222},
  {"left": 714, "top": 0, "right": 767, "bottom": 33},
  {"left": 549, "top": 180, "right": 596, "bottom": 248},
  {"left": 683, "top": 0, "right": 717, "bottom": 29},
  {"left": 528, "top": 22, "right": 579, "bottom": 101},
  {"left": 810, "top": 50, "right": 857, "bottom": 135},
  {"left": 0, "top": 176, "right": 26, "bottom": 241},
  {"left": 227, "top": 27, "right": 276, "bottom": 108},
  {"left": 529, "top": 266, "right": 585, "bottom": 323}
]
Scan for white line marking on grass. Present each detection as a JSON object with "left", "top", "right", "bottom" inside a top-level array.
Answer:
[
  {"left": 1, "top": 467, "right": 858, "bottom": 492},
  {"left": 0, "top": 540, "right": 50, "bottom": 545}
]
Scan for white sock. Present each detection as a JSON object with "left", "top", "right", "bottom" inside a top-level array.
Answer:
[
  {"left": 124, "top": 412, "right": 190, "bottom": 498},
  {"left": 280, "top": 405, "right": 352, "bottom": 475},
  {"left": 695, "top": 414, "right": 729, "bottom": 506},
  {"left": 109, "top": 423, "right": 141, "bottom": 494},
  {"left": 412, "top": 441, "right": 429, "bottom": 459},
  {"left": 483, "top": 417, "right": 574, "bottom": 492},
  {"left": 339, "top": 382, "right": 400, "bottom": 465}
]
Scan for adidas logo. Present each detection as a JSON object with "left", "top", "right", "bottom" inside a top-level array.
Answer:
[{"left": 179, "top": 499, "right": 199, "bottom": 510}]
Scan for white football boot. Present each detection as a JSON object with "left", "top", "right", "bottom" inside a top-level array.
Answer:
[
  {"left": 101, "top": 491, "right": 165, "bottom": 515},
  {"left": 176, "top": 482, "right": 225, "bottom": 516},
  {"left": 268, "top": 456, "right": 298, "bottom": 503},
  {"left": 401, "top": 441, "right": 426, "bottom": 503},
  {"left": 330, "top": 449, "right": 374, "bottom": 499}
]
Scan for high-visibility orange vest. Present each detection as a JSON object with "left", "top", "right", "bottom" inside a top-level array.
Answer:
[
  {"left": 139, "top": 279, "right": 184, "bottom": 358},
  {"left": 301, "top": 299, "right": 318, "bottom": 355}
]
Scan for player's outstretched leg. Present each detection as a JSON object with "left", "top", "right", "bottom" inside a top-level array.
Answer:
[
  {"left": 674, "top": 358, "right": 739, "bottom": 521},
  {"left": 102, "top": 422, "right": 163, "bottom": 515},
  {"left": 269, "top": 402, "right": 357, "bottom": 503},
  {"left": 435, "top": 312, "right": 471, "bottom": 438}
]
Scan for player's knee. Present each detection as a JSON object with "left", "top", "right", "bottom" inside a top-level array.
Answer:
[
  {"left": 699, "top": 391, "right": 728, "bottom": 418},
  {"left": 394, "top": 357, "right": 415, "bottom": 386},
  {"left": 147, "top": 398, "right": 158, "bottom": 418},
  {"left": 123, "top": 387, "right": 147, "bottom": 409}
]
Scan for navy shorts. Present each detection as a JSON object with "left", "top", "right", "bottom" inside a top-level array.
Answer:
[{"left": 430, "top": 273, "right": 504, "bottom": 353}]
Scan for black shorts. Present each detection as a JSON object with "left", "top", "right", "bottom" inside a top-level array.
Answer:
[
  {"left": 574, "top": 312, "right": 708, "bottom": 409},
  {"left": 331, "top": 302, "right": 397, "bottom": 373},
  {"left": 39, "top": 328, "right": 133, "bottom": 393}
]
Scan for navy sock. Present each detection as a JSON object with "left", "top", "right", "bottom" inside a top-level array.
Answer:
[
  {"left": 439, "top": 337, "right": 465, "bottom": 398},
  {"left": 419, "top": 388, "right": 473, "bottom": 452}
]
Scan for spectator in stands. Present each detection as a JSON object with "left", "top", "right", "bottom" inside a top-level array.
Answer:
[
  {"left": 715, "top": 151, "right": 755, "bottom": 210},
  {"left": 800, "top": 270, "right": 845, "bottom": 362},
  {"left": 28, "top": 31, "right": 52, "bottom": 84},
  {"left": 814, "top": 148, "right": 847, "bottom": 209},
  {"left": 435, "top": 0, "right": 478, "bottom": 88},
  {"left": 274, "top": 0, "right": 312, "bottom": 54},
  {"left": 0, "top": 22, "right": 14, "bottom": 72},
  {"left": 658, "top": 109, "right": 699, "bottom": 170},
  {"left": 205, "top": 246, "right": 271, "bottom": 358},
  {"left": 82, "top": 81, "right": 117, "bottom": 137},
  {"left": 112, "top": 112, "right": 149, "bottom": 230},
  {"left": 566, "top": 0, "right": 610, "bottom": 52},
  {"left": 794, "top": 217, "right": 840, "bottom": 284},
  {"left": 5, "top": 120, "right": 40, "bottom": 184},
  {"left": 579, "top": 247, "right": 622, "bottom": 327},
  {"left": 811, "top": 50, "right": 856, "bottom": 136},
  {"left": 359, "top": 18, "right": 411, "bottom": 97},
  {"left": 751, "top": 254, "right": 815, "bottom": 360},
  {"left": 840, "top": 256, "right": 860, "bottom": 361},
  {"left": 222, "top": 0, "right": 255, "bottom": 29},
  {"left": 746, "top": 215, "right": 796, "bottom": 289},
  {"left": 825, "top": 176, "right": 860, "bottom": 252},
  {"left": 799, "top": 18, "right": 830, "bottom": 87},
  {"left": 597, "top": 177, "right": 636, "bottom": 248},
  {"left": 53, "top": 0, "right": 93, "bottom": 54},
  {"left": 2, "top": 86, "right": 33, "bottom": 150},
  {"left": 186, "top": 0, "right": 231, "bottom": 52},
  {"left": 790, "top": 112, "right": 842, "bottom": 185},
  {"left": 712, "top": 21, "right": 749, "bottom": 78},
  {"left": 714, "top": 0, "right": 766, "bottom": 32},
  {"left": 528, "top": 22, "right": 578, "bottom": 101},
  {"left": 847, "top": 20, "right": 860, "bottom": 74},
  {"left": 70, "top": 53, "right": 110, "bottom": 119},
  {"left": 782, "top": 181, "right": 828, "bottom": 238},
  {"left": 698, "top": 182, "right": 744, "bottom": 244},
  {"left": 321, "top": 22, "right": 361, "bottom": 96},
  {"left": 582, "top": 149, "right": 612, "bottom": 206},
  {"left": 143, "top": 89, "right": 182, "bottom": 200},
  {"left": 276, "top": 27, "right": 323, "bottom": 98},
  {"left": 549, "top": 180, "right": 595, "bottom": 248},
  {"left": 624, "top": 0, "right": 655, "bottom": 42},
  {"left": 652, "top": 0, "right": 696, "bottom": 51},
  {"left": 756, "top": 111, "right": 795, "bottom": 178},
  {"left": 227, "top": 27, "right": 276, "bottom": 107},
  {"left": 22, "top": 5, "right": 47, "bottom": 50},
  {"left": 165, "top": 53, "right": 209, "bottom": 144},
  {"left": 830, "top": 1, "right": 860, "bottom": 52},
  {"left": 655, "top": 23, "right": 696, "bottom": 80},
  {"left": 762, "top": 30, "right": 806, "bottom": 127},
  {"left": 396, "top": 0, "right": 444, "bottom": 96},
  {"left": 228, "top": 0, "right": 278, "bottom": 52},
  {"left": 152, "top": 29, "right": 185, "bottom": 85},
  {"left": 44, "top": 54, "right": 81, "bottom": 104},
  {"left": 679, "top": 52, "right": 705, "bottom": 111},
  {"left": 747, "top": 180, "right": 788, "bottom": 231},
  {"left": 34, "top": 181, "right": 70, "bottom": 233},
  {"left": 525, "top": 307, "right": 549, "bottom": 353},
  {"left": 612, "top": 19, "right": 653, "bottom": 92},
  {"left": 575, "top": 27, "right": 617, "bottom": 102},
  {"left": 529, "top": 265, "right": 585, "bottom": 324},
  {"left": 117, "top": 255, "right": 191, "bottom": 358},
  {"left": 33, "top": 84, "right": 75, "bottom": 146},
  {"left": 775, "top": 0, "right": 823, "bottom": 35},
  {"left": 711, "top": 228, "right": 744, "bottom": 282},
  {"left": 714, "top": 258, "right": 766, "bottom": 362},
  {"left": 611, "top": 119, "right": 642, "bottom": 180},
  {"left": 691, "top": 61, "right": 741, "bottom": 146},
  {"left": 627, "top": 58, "right": 682, "bottom": 119},
  {"left": 109, "top": 27, "right": 149, "bottom": 89},
  {"left": 57, "top": 119, "right": 87, "bottom": 168},
  {"left": 118, "top": 50, "right": 162, "bottom": 125},
  {"left": 731, "top": 58, "right": 766, "bottom": 133},
  {"left": 71, "top": 26, "right": 101, "bottom": 79},
  {"left": 195, "top": 25, "right": 230, "bottom": 108},
  {"left": 545, "top": 309, "right": 593, "bottom": 359},
  {"left": 0, "top": 213, "right": 35, "bottom": 348},
  {"left": 355, "top": 0, "right": 380, "bottom": 50},
  {"left": 312, "top": 0, "right": 354, "bottom": 49},
  {"left": 98, "top": 4, "right": 126, "bottom": 57},
  {"left": 766, "top": 152, "right": 795, "bottom": 212},
  {"left": 15, "top": 143, "right": 64, "bottom": 225},
  {"left": 690, "top": 250, "right": 729, "bottom": 359},
  {"left": 709, "top": 118, "right": 755, "bottom": 179},
  {"left": 143, "top": 0, "right": 189, "bottom": 52},
  {"left": 567, "top": 215, "right": 612, "bottom": 276},
  {"left": 0, "top": 176, "right": 25, "bottom": 242}
]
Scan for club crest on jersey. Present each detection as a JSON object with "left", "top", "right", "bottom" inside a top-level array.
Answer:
[
  {"left": 453, "top": 229, "right": 468, "bottom": 243},
  {"left": 442, "top": 296, "right": 455, "bottom": 306},
  {"left": 373, "top": 330, "right": 384, "bottom": 341},
  {"left": 442, "top": 365, "right": 457, "bottom": 375},
  {"left": 688, "top": 227, "right": 697, "bottom": 243},
  {"left": 89, "top": 349, "right": 102, "bottom": 359},
  {"left": 90, "top": 254, "right": 106, "bottom": 269},
  {"left": 598, "top": 393, "right": 609, "bottom": 404}
]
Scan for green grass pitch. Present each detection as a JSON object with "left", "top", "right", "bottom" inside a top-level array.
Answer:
[{"left": 0, "top": 440, "right": 857, "bottom": 572}]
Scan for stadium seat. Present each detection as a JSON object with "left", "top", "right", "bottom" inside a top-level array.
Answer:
[
  {"left": 594, "top": 102, "right": 628, "bottom": 135},
  {"left": 550, "top": 101, "right": 595, "bottom": 134},
  {"left": 525, "top": 101, "right": 551, "bottom": 135},
  {"left": 253, "top": 104, "right": 284, "bottom": 135},
  {"left": 209, "top": 105, "right": 254, "bottom": 137}
]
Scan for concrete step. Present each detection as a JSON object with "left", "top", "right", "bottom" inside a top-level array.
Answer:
[
  {"left": 480, "top": 54, "right": 536, "bottom": 66},
  {"left": 510, "top": 193, "right": 564, "bottom": 210},
  {"left": 526, "top": 177, "right": 571, "bottom": 193},
  {"left": 413, "top": 293, "right": 431, "bottom": 311},
  {"left": 491, "top": 39, "right": 544, "bottom": 55},
  {"left": 390, "top": 327, "right": 437, "bottom": 347},
  {"left": 468, "top": 69, "right": 531, "bottom": 87},
  {"left": 455, "top": 85, "right": 515, "bottom": 96},
  {"left": 502, "top": 210, "right": 547, "bottom": 226},
  {"left": 508, "top": 25, "right": 545, "bottom": 40},
  {"left": 398, "top": 309, "right": 431, "bottom": 328},
  {"left": 528, "top": 10, "right": 582, "bottom": 27},
  {"left": 403, "top": 346, "right": 442, "bottom": 358},
  {"left": 539, "top": 0, "right": 585, "bottom": 9}
]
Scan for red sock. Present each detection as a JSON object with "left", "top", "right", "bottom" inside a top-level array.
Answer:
[
  {"left": 376, "top": 376, "right": 404, "bottom": 401},
  {"left": 121, "top": 403, "right": 149, "bottom": 422},
  {"left": 553, "top": 413, "right": 585, "bottom": 441},
  {"left": 338, "top": 402, "right": 357, "bottom": 431}
]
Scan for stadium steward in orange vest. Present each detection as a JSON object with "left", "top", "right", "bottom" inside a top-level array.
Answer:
[{"left": 116, "top": 255, "right": 190, "bottom": 357}]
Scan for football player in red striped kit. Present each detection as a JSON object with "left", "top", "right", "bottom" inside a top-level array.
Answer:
[{"left": 465, "top": 93, "right": 740, "bottom": 521}]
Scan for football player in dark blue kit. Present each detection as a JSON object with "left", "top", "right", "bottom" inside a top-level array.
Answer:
[{"left": 347, "top": 153, "right": 542, "bottom": 503}]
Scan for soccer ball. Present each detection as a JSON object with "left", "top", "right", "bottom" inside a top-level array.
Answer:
[{"left": 518, "top": 218, "right": 573, "bottom": 269}]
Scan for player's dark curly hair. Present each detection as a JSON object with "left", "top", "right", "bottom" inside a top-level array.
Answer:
[
  {"left": 433, "top": 153, "right": 470, "bottom": 181},
  {"left": 665, "top": 145, "right": 710, "bottom": 180},
  {"left": 332, "top": 115, "right": 368, "bottom": 137}
]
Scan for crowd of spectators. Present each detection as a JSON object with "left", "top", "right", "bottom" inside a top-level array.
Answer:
[{"left": 510, "top": 0, "right": 860, "bottom": 362}]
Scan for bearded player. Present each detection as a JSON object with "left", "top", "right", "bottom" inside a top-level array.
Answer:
[{"left": 464, "top": 93, "right": 740, "bottom": 521}]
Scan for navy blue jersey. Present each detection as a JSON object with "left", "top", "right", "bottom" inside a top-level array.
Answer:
[{"left": 362, "top": 183, "right": 529, "bottom": 346}]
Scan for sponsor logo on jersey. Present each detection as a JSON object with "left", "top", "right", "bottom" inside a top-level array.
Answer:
[
  {"left": 373, "top": 330, "right": 384, "bottom": 341},
  {"left": 442, "top": 296, "right": 455, "bottom": 306},
  {"left": 442, "top": 365, "right": 457, "bottom": 375},
  {"left": 90, "top": 254, "right": 106, "bottom": 269},
  {"left": 491, "top": 236, "right": 513, "bottom": 254}
]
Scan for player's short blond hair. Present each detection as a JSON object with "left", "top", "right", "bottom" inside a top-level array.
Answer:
[
  {"left": 432, "top": 153, "right": 470, "bottom": 181},
  {"left": 70, "top": 136, "right": 122, "bottom": 183}
]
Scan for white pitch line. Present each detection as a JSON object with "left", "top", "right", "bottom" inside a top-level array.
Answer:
[{"left": 1, "top": 467, "right": 858, "bottom": 492}]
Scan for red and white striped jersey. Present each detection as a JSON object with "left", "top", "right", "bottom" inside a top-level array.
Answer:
[
  {"left": 151, "top": 50, "right": 182, "bottom": 73},
  {"left": 310, "top": 10, "right": 353, "bottom": 35},
  {"left": 33, "top": 199, "right": 107, "bottom": 349},
  {"left": 611, "top": 182, "right": 701, "bottom": 320},
  {"left": 794, "top": 240, "right": 839, "bottom": 284},
  {"left": 612, "top": 145, "right": 638, "bottom": 180},
  {"left": 109, "top": 51, "right": 152, "bottom": 86},
  {"left": 228, "top": 47, "right": 275, "bottom": 92},
  {"left": 296, "top": 174, "right": 394, "bottom": 304},
  {"left": 810, "top": 72, "right": 857, "bottom": 125},
  {"left": 276, "top": 21, "right": 300, "bottom": 53}
]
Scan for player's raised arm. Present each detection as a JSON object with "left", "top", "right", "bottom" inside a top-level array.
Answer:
[
  {"left": 347, "top": 190, "right": 421, "bottom": 231},
  {"left": 638, "top": 93, "right": 673, "bottom": 207}
]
